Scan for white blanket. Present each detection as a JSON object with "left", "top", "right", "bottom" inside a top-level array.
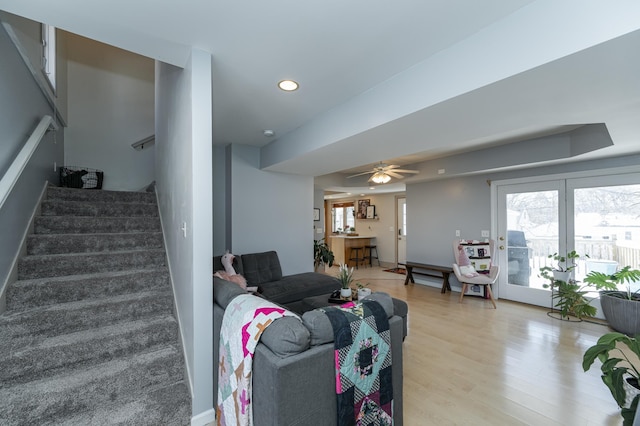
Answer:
[{"left": 216, "top": 294, "right": 297, "bottom": 426}]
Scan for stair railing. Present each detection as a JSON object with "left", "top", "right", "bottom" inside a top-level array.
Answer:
[
  {"left": 131, "top": 135, "right": 155, "bottom": 150},
  {"left": 0, "top": 115, "right": 58, "bottom": 209}
]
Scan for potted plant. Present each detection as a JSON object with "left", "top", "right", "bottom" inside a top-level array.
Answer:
[
  {"left": 583, "top": 332, "right": 640, "bottom": 425},
  {"left": 356, "top": 281, "right": 371, "bottom": 299},
  {"left": 584, "top": 266, "right": 640, "bottom": 335},
  {"left": 538, "top": 251, "right": 614, "bottom": 320},
  {"left": 336, "top": 263, "right": 354, "bottom": 298},
  {"left": 314, "top": 238, "right": 334, "bottom": 271},
  {"left": 539, "top": 250, "right": 582, "bottom": 283}
]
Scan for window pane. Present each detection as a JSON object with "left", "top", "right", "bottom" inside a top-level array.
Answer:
[
  {"left": 506, "top": 190, "right": 559, "bottom": 289},
  {"left": 574, "top": 184, "right": 640, "bottom": 290}
]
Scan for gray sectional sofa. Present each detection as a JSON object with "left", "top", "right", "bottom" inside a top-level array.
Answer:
[
  {"left": 214, "top": 275, "right": 406, "bottom": 425},
  {"left": 213, "top": 250, "right": 342, "bottom": 313}
]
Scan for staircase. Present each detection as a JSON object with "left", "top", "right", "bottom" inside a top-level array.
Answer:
[{"left": 0, "top": 186, "right": 191, "bottom": 425}]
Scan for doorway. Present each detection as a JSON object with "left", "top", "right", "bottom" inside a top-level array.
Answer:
[
  {"left": 396, "top": 196, "right": 406, "bottom": 267},
  {"left": 494, "top": 169, "right": 640, "bottom": 308}
]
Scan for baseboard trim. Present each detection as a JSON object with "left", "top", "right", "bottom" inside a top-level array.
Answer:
[{"left": 191, "top": 408, "right": 215, "bottom": 426}]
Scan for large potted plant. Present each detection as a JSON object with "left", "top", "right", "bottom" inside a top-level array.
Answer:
[
  {"left": 313, "top": 238, "right": 334, "bottom": 271},
  {"left": 583, "top": 332, "right": 640, "bottom": 425},
  {"left": 584, "top": 266, "right": 640, "bottom": 335},
  {"left": 538, "top": 251, "right": 608, "bottom": 320},
  {"left": 539, "top": 250, "right": 582, "bottom": 283}
]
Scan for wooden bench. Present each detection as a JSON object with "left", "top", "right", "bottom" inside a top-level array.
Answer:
[{"left": 403, "top": 262, "right": 453, "bottom": 294}]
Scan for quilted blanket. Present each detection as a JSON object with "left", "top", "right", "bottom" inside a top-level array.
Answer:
[
  {"left": 322, "top": 300, "right": 393, "bottom": 425},
  {"left": 216, "top": 294, "right": 297, "bottom": 426}
]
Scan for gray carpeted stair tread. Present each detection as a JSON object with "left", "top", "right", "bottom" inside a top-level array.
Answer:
[
  {"left": 0, "top": 345, "right": 185, "bottom": 426},
  {"left": 41, "top": 199, "right": 159, "bottom": 217},
  {"left": 27, "top": 231, "right": 164, "bottom": 255},
  {"left": 1, "top": 186, "right": 190, "bottom": 424},
  {"left": 0, "top": 315, "right": 179, "bottom": 388},
  {"left": 34, "top": 215, "right": 161, "bottom": 234},
  {"left": 18, "top": 249, "right": 167, "bottom": 279},
  {"left": 0, "top": 289, "right": 174, "bottom": 341},
  {"left": 46, "top": 186, "right": 157, "bottom": 204},
  {"left": 7, "top": 268, "right": 170, "bottom": 311},
  {"left": 57, "top": 381, "right": 191, "bottom": 426}
]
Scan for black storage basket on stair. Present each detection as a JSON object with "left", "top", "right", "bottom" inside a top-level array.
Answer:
[{"left": 59, "top": 166, "right": 104, "bottom": 189}]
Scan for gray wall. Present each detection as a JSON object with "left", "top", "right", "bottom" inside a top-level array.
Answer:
[
  {"left": 212, "top": 145, "right": 227, "bottom": 255},
  {"left": 406, "top": 153, "right": 640, "bottom": 290},
  {"left": 227, "top": 144, "right": 314, "bottom": 274},
  {"left": 65, "top": 33, "right": 155, "bottom": 191},
  {"left": 313, "top": 187, "right": 325, "bottom": 241},
  {"left": 0, "top": 11, "right": 69, "bottom": 124},
  {"left": 0, "top": 17, "right": 64, "bottom": 300},
  {"left": 155, "top": 49, "right": 213, "bottom": 419}
]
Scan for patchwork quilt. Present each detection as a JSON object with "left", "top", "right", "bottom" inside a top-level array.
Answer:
[
  {"left": 321, "top": 300, "right": 393, "bottom": 425},
  {"left": 216, "top": 294, "right": 298, "bottom": 426}
]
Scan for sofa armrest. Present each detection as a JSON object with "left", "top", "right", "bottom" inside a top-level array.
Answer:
[{"left": 251, "top": 315, "right": 404, "bottom": 426}]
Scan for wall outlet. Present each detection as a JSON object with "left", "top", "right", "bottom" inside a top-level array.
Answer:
[
  {"left": 481, "top": 230, "right": 490, "bottom": 238},
  {"left": 455, "top": 230, "right": 460, "bottom": 237}
]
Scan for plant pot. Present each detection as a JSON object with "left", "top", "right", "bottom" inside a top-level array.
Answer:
[
  {"left": 623, "top": 375, "right": 640, "bottom": 409},
  {"left": 357, "top": 288, "right": 372, "bottom": 299},
  {"left": 340, "top": 288, "right": 352, "bottom": 299},
  {"left": 553, "top": 270, "right": 571, "bottom": 282},
  {"left": 600, "top": 291, "right": 640, "bottom": 336}
]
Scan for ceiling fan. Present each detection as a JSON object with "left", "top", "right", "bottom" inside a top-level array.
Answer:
[{"left": 347, "top": 162, "right": 419, "bottom": 184}]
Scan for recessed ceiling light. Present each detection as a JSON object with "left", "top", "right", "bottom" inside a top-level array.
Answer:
[
  {"left": 263, "top": 130, "right": 275, "bottom": 137},
  {"left": 278, "top": 80, "right": 299, "bottom": 91}
]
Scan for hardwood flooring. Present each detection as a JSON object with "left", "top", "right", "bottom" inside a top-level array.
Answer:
[{"left": 347, "top": 266, "right": 623, "bottom": 426}]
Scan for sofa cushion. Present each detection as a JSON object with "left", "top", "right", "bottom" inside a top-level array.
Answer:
[
  {"left": 301, "top": 309, "right": 334, "bottom": 346},
  {"left": 260, "top": 316, "right": 310, "bottom": 356},
  {"left": 259, "top": 273, "right": 340, "bottom": 305},
  {"left": 241, "top": 251, "right": 283, "bottom": 285},
  {"left": 213, "top": 254, "right": 244, "bottom": 276},
  {"left": 213, "top": 276, "right": 246, "bottom": 308},
  {"left": 361, "top": 292, "right": 394, "bottom": 317}
]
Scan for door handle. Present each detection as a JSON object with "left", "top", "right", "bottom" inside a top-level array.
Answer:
[
  {"left": 499, "top": 245, "right": 505, "bottom": 250},
  {"left": 499, "top": 236, "right": 505, "bottom": 241}
]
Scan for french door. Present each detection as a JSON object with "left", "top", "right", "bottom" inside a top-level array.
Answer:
[
  {"left": 494, "top": 169, "right": 640, "bottom": 308},
  {"left": 495, "top": 181, "right": 565, "bottom": 306}
]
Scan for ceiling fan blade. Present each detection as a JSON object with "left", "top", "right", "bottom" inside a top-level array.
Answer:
[
  {"left": 385, "top": 171, "right": 404, "bottom": 179},
  {"left": 347, "top": 171, "right": 374, "bottom": 178},
  {"left": 385, "top": 164, "right": 401, "bottom": 170},
  {"left": 392, "top": 169, "right": 419, "bottom": 174}
]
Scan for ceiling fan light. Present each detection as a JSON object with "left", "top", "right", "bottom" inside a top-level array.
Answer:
[{"left": 371, "top": 172, "right": 391, "bottom": 184}]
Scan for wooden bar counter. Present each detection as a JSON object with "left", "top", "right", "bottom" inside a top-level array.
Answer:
[{"left": 329, "top": 235, "right": 375, "bottom": 267}]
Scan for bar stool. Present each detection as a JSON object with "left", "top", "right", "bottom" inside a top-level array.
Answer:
[
  {"left": 349, "top": 247, "right": 364, "bottom": 269},
  {"left": 364, "top": 245, "right": 380, "bottom": 267}
]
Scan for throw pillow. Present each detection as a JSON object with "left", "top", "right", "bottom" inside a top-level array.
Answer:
[{"left": 457, "top": 244, "right": 479, "bottom": 278}]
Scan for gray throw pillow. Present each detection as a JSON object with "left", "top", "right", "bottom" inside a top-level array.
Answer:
[
  {"left": 260, "top": 316, "right": 310, "bottom": 357},
  {"left": 213, "top": 276, "right": 246, "bottom": 308}
]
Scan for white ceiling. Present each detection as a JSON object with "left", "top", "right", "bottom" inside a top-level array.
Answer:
[{"left": 2, "top": 0, "right": 640, "bottom": 194}]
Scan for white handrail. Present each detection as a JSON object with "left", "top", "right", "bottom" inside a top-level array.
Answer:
[
  {"left": 0, "top": 115, "right": 57, "bottom": 209},
  {"left": 131, "top": 135, "right": 155, "bottom": 150}
]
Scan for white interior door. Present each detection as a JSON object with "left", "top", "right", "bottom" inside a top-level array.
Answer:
[{"left": 397, "top": 197, "right": 406, "bottom": 266}]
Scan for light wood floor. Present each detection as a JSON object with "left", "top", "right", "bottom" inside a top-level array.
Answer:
[{"left": 346, "top": 266, "right": 623, "bottom": 426}]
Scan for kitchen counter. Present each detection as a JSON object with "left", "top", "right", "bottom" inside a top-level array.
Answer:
[{"left": 329, "top": 235, "right": 376, "bottom": 267}]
